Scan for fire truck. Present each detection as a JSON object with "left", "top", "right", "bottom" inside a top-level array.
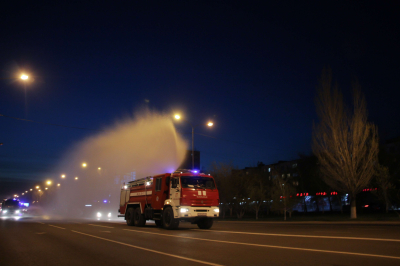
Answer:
[{"left": 118, "top": 169, "right": 219, "bottom": 229}]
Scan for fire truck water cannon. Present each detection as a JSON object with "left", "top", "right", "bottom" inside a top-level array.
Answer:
[{"left": 118, "top": 169, "right": 220, "bottom": 230}]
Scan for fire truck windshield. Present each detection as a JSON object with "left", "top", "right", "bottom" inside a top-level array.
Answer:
[{"left": 181, "top": 176, "right": 216, "bottom": 189}]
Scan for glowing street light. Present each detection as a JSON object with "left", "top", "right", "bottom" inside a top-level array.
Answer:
[
  {"left": 82, "top": 163, "right": 87, "bottom": 168},
  {"left": 14, "top": 194, "right": 18, "bottom": 197},
  {"left": 61, "top": 174, "right": 66, "bottom": 179},
  {"left": 25, "top": 191, "right": 28, "bottom": 193},
  {"left": 36, "top": 186, "right": 39, "bottom": 189},
  {"left": 20, "top": 74, "right": 29, "bottom": 80},
  {"left": 46, "top": 180, "right": 52, "bottom": 185},
  {"left": 174, "top": 114, "right": 214, "bottom": 169},
  {"left": 30, "top": 189, "right": 33, "bottom": 191},
  {"left": 38, "top": 189, "right": 41, "bottom": 192},
  {"left": 75, "top": 177, "right": 79, "bottom": 180},
  {"left": 98, "top": 167, "right": 101, "bottom": 170},
  {"left": 57, "top": 183, "right": 60, "bottom": 187},
  {"left": 45, "top": 188, "right": 48, "bottom": 190}
]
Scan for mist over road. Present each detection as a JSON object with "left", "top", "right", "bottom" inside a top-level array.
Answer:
[{"left": 1, "top": 219, "right": 400, "bottom": 266}]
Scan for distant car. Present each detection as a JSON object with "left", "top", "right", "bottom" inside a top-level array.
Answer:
[
  {"left": 1, "top": 199, "right": 23, "bottom": 217},
  {"left": 83, "top": 200, "right": 116, "bottom": 220}
]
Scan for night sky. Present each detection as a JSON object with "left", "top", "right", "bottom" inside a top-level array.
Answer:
[{"left": 1, "top": 1, "right": 399, "bottom": 199}]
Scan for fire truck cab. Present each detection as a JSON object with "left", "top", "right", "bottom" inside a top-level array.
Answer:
[{"left": 119, "top": 169, "right": 219, "bottom": 229}]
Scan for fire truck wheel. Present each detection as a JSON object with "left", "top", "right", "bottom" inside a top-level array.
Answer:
[
  {"left": 162, "top": 207, "right": 179, "bottom": 230},
  {"left": 133, "top": 208, "right": 146, "bottom": 227},
  {"left": 154, "top": 220, "right": 163, "bottom": 227},
  {"left": 197, "top": 218, "right": 213, "bottom": 229},
  {"left": 126, "top": 208, "right": 135, "bottom": 226}
]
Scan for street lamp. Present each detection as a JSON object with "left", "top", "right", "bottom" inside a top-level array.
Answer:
[
  {"left": 20, "top": 73, "right": 29, "bottom": 118},
  {"left": 46, "top": 180, "right": 52, "bottom": 185},
  {"left": 82, "top": 162, "right": 87, "bottom": 168},
  {"left": 174, "top": 114, "right": 214, "bottom": 170},
  {"left": 61, "top": 174, "right": 66, "bottom": 179},
  {"left": 75, "top": 177, "right": 79, "bottom": 180}
]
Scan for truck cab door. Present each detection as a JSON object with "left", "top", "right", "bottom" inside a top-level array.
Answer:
[{"left": 169, "top": 177, "right": 181, "bottom": 209}]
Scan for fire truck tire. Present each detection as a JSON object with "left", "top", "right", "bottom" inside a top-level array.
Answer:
[
  {"left": 162, "top": 207, "right": 179, "bottom": 230},
  {"left": 133, "top": 207, "right": 146, "bottom": 227},
  {"left": 154, "top": 220, "right": 163, "bottom": 227},
  {"left": 126, "top": 208, "right": 135, "bottom": 226},
  {"left": 197, "top": 218, "right": 213, "bottom": 229}
]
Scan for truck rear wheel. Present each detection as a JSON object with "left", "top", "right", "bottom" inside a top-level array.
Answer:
[
  {"left": 126, "top": 208, "right": 135, "bottom": 226},
  {"left": 162, "top": 207, "right": 179, "bottom": 230},
  {"left": 197, "top": 218, "right": 213, "bottom": 229},
  {"left": 133, "top": 207, "right": 146, "bottom": 227}
]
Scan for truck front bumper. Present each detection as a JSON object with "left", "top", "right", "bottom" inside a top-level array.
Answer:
[{"left": 174, "top": 206, "right": 219, "bottom": 219}]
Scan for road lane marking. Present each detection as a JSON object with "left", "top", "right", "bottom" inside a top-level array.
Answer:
[
  {"left": 88, "top": 224, "right": 114, "bottom": 229},
  {"left": 48, "top": 224, "right": 66, "bottom": 230},
  {"left": 37, "top": 222, "right": 45, "bottom": 225},
  {"left": 100, "top": 231, "right": 111, "bottom": 233},
  {"left": 124, "top": 229, "right": 400, "bottom": 260},
  {"left": 191, "top": 229, "right": 400, "bottom": 242},
  {"left": 71, "top": 230, "right": 223, "bottom": 266}
]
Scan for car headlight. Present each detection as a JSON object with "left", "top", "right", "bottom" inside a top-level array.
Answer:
[
  {"left": 180, "top": 208, "right": 189, "bottom": 213},
  {"left": 107, "top": 212, "right": 111, "bottom": 218},
  {"left": 3, "top": 210, "right": 7, "bottom": 214},
  {"left": 15, "top": 210, "right": 20, "bottom": 214},
  {"left": 214, "top": 208, "right": 219, "bottom": 213},
  {"left": 96, "top": 212, "right": 102, "bottom": 218}
]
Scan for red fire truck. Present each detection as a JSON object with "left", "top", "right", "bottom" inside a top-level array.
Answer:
[{"left": 118, "top": 169, "right": 219, "bottom": 229}]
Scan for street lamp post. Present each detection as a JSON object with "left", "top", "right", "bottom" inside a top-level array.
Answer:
[
  {"left": 20, "top": 74, "right": 29, "bottom": 118},
  {"left": 174, "top": 114, "right": 213, "bottom": 170}
]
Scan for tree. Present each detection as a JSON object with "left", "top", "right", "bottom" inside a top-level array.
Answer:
[
  {"left": 209, "top": 162, "right": 236, "bottom": 218},
  {"left": 233, "top": 170, "right": 251, "bottom": 219},
  {"left": 312, "top": 69, "right": 379, "bottom": 219},
  {"left": 374, "top": 164, "right": 394, "bottom": 213},
  {"left": 247, "top": 167, "right": 270, "bottom": 220},
  {"left": 270, "top": 169, "right": 299, "bottom": 220}
]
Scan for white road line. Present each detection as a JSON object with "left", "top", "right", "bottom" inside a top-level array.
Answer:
[
  {"left": 71, "top": 230, "right": 223, "bottom": 266},
  {"left": 37, "top": 222, "right": 45, "bottom": 225},
  {"left": 88, "top": 224, "right": 114, "bottom": 229},
  {"left": 190, "top": 229, "right": 400, "bottom": 242},
  {"left": 48, "top": 224, "right": 66, "bottom": 230},
  {"left": 124, "top": 229, "right": 400, "bottom": 260}
]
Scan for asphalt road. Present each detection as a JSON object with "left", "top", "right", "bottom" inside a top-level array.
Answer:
[{"left": 1, "top": 217, "right": 400, "bottom": 266}]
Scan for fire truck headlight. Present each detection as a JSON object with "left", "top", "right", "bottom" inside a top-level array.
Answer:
[
  {"left": 180, "top": 208, "right": 189, "bottom": 213},
  {"left": 97, "top": 212, "right": 102, "bottom": 218},
  {"left": 107, "top": 212, "right": 111, "bottom": 218},
  {"left": 15, "top": 210, "right": 20, "bottom": 214},
  {"left": 214, "top": 208, "right": 219, "bottom": 213}
]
